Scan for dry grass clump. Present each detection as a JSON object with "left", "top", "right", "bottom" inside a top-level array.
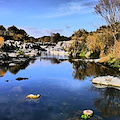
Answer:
[
  {"left": 113, "top": 41, "right": 120, "bottom": 58},
  {"left": 98, "top": 56, "right": 109, "bottom": 63}
]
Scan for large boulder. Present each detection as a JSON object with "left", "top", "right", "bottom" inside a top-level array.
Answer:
[
  {"left": 0, "top": 52, "right": 9, "bottom": 60},
  {"left": 85, "top": 51, "right": 91, "bottom": 58},
  {"left": 92, "top": 76, "right": 120, "bottom": 88}
]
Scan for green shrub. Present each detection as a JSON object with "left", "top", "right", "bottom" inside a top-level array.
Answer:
[
  {"left": 17, "top": 49, "right": 25, "bottom": 55},
  {"left": 107, "top": 58, "right": 120, "bottom": 68},
  {"left": 80, "top": 50, "right": 87, "bottom": 57}
]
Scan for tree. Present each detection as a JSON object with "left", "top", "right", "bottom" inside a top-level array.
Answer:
[
  {"left": 7, "top": 25, "right": 19, "bottom": 34},
  {"left": 94, "top": 0, "right": 120, "bottom": 42},
  {"left": 50, "top": 33, "right": 60, "bottom": 43},
  {"left": 0, "top": 25, "right": 6, "bottom": 35},
  {"left": 68, "top": 29, "right": 88, "bottom": 57},
  {"left": 18, "top": 29, "right": 27, "bottom": 36}
]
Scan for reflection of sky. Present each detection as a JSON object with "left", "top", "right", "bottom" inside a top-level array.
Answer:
[
  {"left": 0, "top": 59, "right": 94, "bottom": 92},
  {"left": 0, "top": 59, "right": 120, "bottom": 120},
  {"left": 0, "top": 59, "right": 97, "bottom": 120},
  {"left": 0, "top": 59, "right": 92, "bottom": 87}
]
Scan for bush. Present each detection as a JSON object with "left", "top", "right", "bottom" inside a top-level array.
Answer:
[
  {"left": 17, "top": 49, "right": 25, "bottom": 55},
  {"left": 79, "top": 50, "right": 87, "bottom": 57},
  {"left": 107, "top": 58, "right": 120, "bottom": 68}
]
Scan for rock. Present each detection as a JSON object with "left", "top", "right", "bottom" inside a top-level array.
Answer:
[
  {"left": 5, "top": 80, "right": 9, "bottom": 82},
  {"left": 83, "top": 110, "right": 93, "bottom": 116},
  {"left": 24, "top": 49, "right": 32, "bottom": 53},
  {"left": 0, "top": 52, "right": 9, "bottom": 60},
  {"left": 16, "top": 77, "right": 28, "bottom": 81},
  {"left": 25, "top": 52, "right": 37, "bottom": 57},
  {"left": 46, "top": 40, "right": 72, "bottom": 56},
  {"left": 8, "top": 53, "right": 17, "bottom": 58},
  {"left": 9, "top": 63, "right": 16, "bottom": 66},
  {"left": 92, "top": 76, "right": 120, "bottom": 88},
  {"left": 26, "top": 94, "right": 41, "bottom": 99},
  {"left": 85, "top": 51, "right": 91, "bottom": 58},
  {"left": 93, "top": 83, "right": 107, "bottom": 89}
]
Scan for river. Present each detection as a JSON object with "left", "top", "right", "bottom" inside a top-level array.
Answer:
[{"left": 0, "top": 55, "right": 120, "bottom": 120}]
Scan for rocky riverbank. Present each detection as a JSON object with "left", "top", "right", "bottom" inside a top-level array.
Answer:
[
  {"left": 0, "top": 40, "right": 71, "bottom": 66},
  {"left": 46, "top": 40, "right": 72, "bottom": 56},
  {"left": 0, "top": 40, "right": 46, "bottom": 66}
]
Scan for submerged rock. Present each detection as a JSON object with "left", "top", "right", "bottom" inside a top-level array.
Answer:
[
  {"left": 5, "top": 80, "right": 9, "bottom": 82},
  {"left": 9, "top": 63, "right": 16, "bottom": 66},
  {"left": 83, "top": 110, "right": 93, "bottom": 116},
  {"left": 26, "top": 94, "right": 41, "bottom": 99},
  {"left": 16, "top": 77, "right": 28, "bottom": 81},
  {"left": 92, "top": 76, "right": 120, "bottom": 88}
]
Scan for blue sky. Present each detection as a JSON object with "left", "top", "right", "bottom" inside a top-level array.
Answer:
[{"left": 0, "top": 0, "right": 105, "bottom": 38}]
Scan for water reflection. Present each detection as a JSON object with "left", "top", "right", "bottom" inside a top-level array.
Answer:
[
  {"left": 1, "top": 59, "right": 120, "bottom": 81},
  {"left": 40, "top": 58, "right": 61, "bottom": 64},
  {"left": 70, "top": 60, "right": 120, "bottom": 80},
  {"left": 0, "top": 57, "right": 120, "bottom": 120},
  {"left": 0, "top": 61, "right": 30, "bottom": 77},
  {"left": 0, "top": 68, "right": 7, "bottom": 77},
  {"left": 90, "top": 86, "right": 120, "bottom": 118},
  {"left": 0, "top": 57, "right": 67, "bottom": 77}
]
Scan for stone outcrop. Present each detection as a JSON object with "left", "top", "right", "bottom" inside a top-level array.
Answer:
[
  {"left": 92, "top": 76, "right": 120, "bottom": 88},
  {"left": 0, "top": 52, "right": 9, "bottom": 60},
  {"left": 46, "top": 40, "right": 72, "bottom": 56},
  {"left": 2, "top": 40, "right": 45, "bottom": 52},
  {"left": 0, "top": 40, "right": 72, "bottom": 65}
]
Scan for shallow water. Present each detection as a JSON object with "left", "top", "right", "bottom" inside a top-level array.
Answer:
[{"left": 0, "top": 57, "right": 120, "bottom": 120}]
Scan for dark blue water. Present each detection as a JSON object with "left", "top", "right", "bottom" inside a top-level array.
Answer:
[{"left": 0, "top": 57, "right": 120, "bottom": 120}]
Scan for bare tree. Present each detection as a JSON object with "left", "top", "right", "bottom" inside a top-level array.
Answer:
[{"left": 94, "top": 0, "right": 120, "bottom": 41}]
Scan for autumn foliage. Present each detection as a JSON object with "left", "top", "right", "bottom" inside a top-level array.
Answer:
[
  {"left": 86, "top": 34, "right": 105, "bottom": 53},
  {"left": 113, "top": 41, "right": 120, "bottom": 58},
  {"left": 0, "top": 36, "right": 4, "bottom": 47}
]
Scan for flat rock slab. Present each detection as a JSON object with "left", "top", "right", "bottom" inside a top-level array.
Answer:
[
  {"left": 92, "top": 76, "right": 120, "bottom": 87},
  {"left": 9, "top": 63, "right": 16, "bottom": 66}
]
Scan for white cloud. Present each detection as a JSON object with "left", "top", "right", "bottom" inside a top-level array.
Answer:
[
  {"left": 65, "top": 25, "right": 70, "bottom": 29},
  {"left": 22, "top": 27, "right": 64, "bottom": 38},
  {"left": 33, "top": 1, "right": 95, "bottom": 19},
  {"left": 44, "top": 2, "right": 83, "bottom": 18}
]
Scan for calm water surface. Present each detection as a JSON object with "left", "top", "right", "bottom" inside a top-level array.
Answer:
[{"left": 0, "top": 56, "right": 120, "bottom": 120}]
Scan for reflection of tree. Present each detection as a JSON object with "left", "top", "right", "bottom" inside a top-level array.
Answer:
[
  {"left": 42, "top": 58, "right": 61, "bottom": 64},
  {"left": 0, "top": 68, "right": 7, "bottom": 77},
  {"left": 30, "top": 59, "right": 36, "bottom": 64},
  {"left": 91, "top": 87, "right": 120, "bottom": 118},
  {"left": 72, "top": 61, "right": 87, "bottom": 80},
  {"left": 50, "top": 58, "right": 60, "bottom": 64},
  {"left": 8, "top": 61, "right": 30, "bottom": 74},
  {"left": 71, "top": 60, "right": 120, "bottom": 80}
]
